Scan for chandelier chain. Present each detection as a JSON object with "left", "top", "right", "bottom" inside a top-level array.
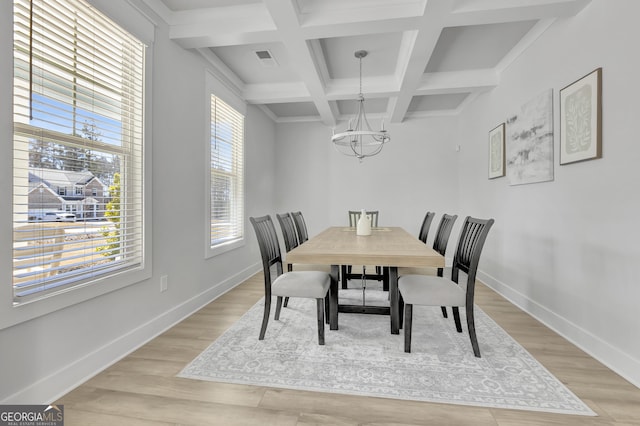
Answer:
[{"left": 359, "top": 54, "right": 363, "bottom": 96}]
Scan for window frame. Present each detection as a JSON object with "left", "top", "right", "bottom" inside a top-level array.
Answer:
[
  {"left": 0, "top": 0, "right": 154, "bottom": 330},
  {"left": 204, "top": 71, "right": 246, "bottom": 258}
]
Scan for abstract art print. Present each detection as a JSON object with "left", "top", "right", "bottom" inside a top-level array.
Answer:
[
  {"left": 506, "top": 89, "right": 554, "bottom": 185},
  {"left": 560, "top": 68, "right": 602, "bottom": 165},
  {"left": 488, "top": 123, "right": 505, "bottom": 179}
]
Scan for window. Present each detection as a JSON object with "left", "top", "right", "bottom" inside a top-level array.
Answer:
[
  {"left": 208, "top": 95, "right": 244, "bottom": 254},
  {"left": 12, "top": 0, "right": 145, "bottom": 303}
]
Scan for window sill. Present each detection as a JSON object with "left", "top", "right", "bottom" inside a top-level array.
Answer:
[
  {"left": 1, "top": 264, "right": 151, "bottom": 330},
  {"left": 206, "top": 238, "right": 244, "bottom": 259}
]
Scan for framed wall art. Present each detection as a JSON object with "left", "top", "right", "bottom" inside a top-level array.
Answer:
[
  {"left": 506, "top": 89, "right": 554, "bottom": 186},
  {"left": 559, "top": 68, "right": 602, "bottom": 165},
  {"left": 488, "top": 123, "right": 505, "bottom": 179}
]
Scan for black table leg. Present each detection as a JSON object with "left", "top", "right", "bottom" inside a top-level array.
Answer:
[
  {"left": 341, "top": 265, "right": 348, "bottom": 289},
  {"left": 389, "top": 266, "right": 399, "bottom": 334},
  {"left": 330, "top": 264, "right": 339, "bottom": 330},
  {"left": 383, "top": 266, "right": 389, "bottom": 292}
]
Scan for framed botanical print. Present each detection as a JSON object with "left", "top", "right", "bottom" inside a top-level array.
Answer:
[
  {"left": 488, "top": 123, "right": 505, "bottom": 179},
  {"left": 560, "top": 68, "right": 602, "bottom": 165}
]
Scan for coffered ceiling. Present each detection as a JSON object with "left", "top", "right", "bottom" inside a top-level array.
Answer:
[{"left": 141, "top": 0, "right": 591, "bottom": 125}]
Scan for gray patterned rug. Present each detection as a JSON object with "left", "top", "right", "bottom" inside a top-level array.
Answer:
[{"left": 178, "top": 287, "right": 595, "bottom": 416}]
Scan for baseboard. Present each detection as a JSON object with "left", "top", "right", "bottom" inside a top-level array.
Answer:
[
  {"left": 477, "top": 270, "right": 640, "bottom": 389},
  {"left": 3, "top": 262, "right": 261, "bottom": 404}
]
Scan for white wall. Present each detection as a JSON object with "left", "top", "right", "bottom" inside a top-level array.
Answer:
[
  {"left": 454, "top": 0, "right": 640, "bottom": 386},
  {"left": 0, "top": 1, "right": 276, "bottom": 403},
  {"left": 275, "top": 117, "right": 460, "bottom": 238}
]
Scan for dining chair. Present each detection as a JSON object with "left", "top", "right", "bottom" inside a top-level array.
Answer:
[
  {"left": 348, "top": 210, "right": 379, "bottom": 228},
  {"left": 276, "top": 213, "right": 299, "bottom": 257},
  {"left": 250, "top": 215, "right": 331, "bottom": 345},
  {"left": 291, "top": 211, "right": 308, "bottom": 243},
  {"left": 277, "top": 213, "right": 332, "bottom": 274},
  {"left": 277, "top": 212, "right": 331, "bottom": 309},
  {"left": 398, "top": 213, "right": 458, "bottom": 318},
  {"left": 418, "top": 211, "right": 436, "bottom": 244},
  {"left": 344, "top": 210, "right": 382, "bottom": 290},
  {"left": 399, "top": 216, "right": 494, "bottom": 357}
]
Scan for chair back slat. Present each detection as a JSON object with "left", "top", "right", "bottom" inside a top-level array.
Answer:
[
  {"left": 453, "top": 216, "right": 494, "bottom": 280},
  {"left": 432, "top": 214, "right": 458, "bottom": 256},
  {"left": 418, "top": 211, "right": 435, "bottom": 244},
  {"left": 276, "top": 213, "right": 299, "bottom": 252},
  {"left": 348, "top": 210, "right": 379, "bottom": 227},
  {"left": 291, "top": 211, "right": 308, "bottom": 243},
  {"left": 250, "top": 216, "right": 283, "bottom": 282}
]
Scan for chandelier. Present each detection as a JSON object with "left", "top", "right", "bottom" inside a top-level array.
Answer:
[{"left": 331, "top": 50, "right": 390, "bottom": 162}]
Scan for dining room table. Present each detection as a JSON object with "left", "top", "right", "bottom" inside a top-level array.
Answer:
[{"left": 285, "top": 226, "right": 445, "bottom": 334}]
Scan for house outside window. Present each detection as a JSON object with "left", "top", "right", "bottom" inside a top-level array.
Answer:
[{"left": 12, "top": 0, "right": 145, "bottom": 303}]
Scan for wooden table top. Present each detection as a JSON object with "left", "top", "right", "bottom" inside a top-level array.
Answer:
[{"left": 286, "top": 226, "right": 444, "bottom": 268}]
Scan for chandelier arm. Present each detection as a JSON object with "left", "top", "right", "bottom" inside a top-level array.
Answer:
[
  {"left": 350, "top": 137, "right": 362, "bottom": 158},
  {"left": 332, "top": 130, "right": 388, "bottom": 142}
]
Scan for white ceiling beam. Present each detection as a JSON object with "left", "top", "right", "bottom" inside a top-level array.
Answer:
[
  {"left": 446, "top": 0, "right": 592, "bottom": 27},
  {"left": 325, "top": 76, "right": 399, "bottom": 101},
  {"left": 243, "top": 83, "right": 311, "bottom": 104},
  {"left": 167, "top": 4, "right": 269, "bottom": 25},
  {"left": 416, "top": 70, "right": 499, "bottom": 95},
  {"left": 170, "top": 28, "right": 280, "bottom": 49},
  {"left": 494, "top": 18, "right": 555, "bottom": 74},
  {"left": 262, "top": 0, "right": 336, "bottom": 127},
  {"left": 138, "top": 0, "right": 172, "bottom": 24},
  {"left": 388, "top": 1, "right": 452, "bottom": 123},
  {"left": 300, "top": 17, "right": 421, "bottom": 40},
  {"left": 167, "top": 4, "right": 278, "bottom": 48},
  {"left": 297, "top": 0, "right": 425, "bottom": 26}
]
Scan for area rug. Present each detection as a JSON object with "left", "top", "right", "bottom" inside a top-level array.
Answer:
[{"left": 178, "top": 287, "right": 595, "bottom": 416}]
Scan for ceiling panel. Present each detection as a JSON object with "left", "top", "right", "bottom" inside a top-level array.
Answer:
[
  {"left": 320, "top": 33, "right": 403, "bottom": 80},
  {"left": 337, "top": 98, "right": 389, "bottom": 116},
  {"left": 162, "top": 0, "right": 260, "bottom": 11},
  {"left": 425, "top": 20, "right": 538, "bottom": 73},
  {"left": 210, "top": 43, "right": 299, "bottom": 85},
  {"left": 265, "top": 102, "right": 319, "bottom": 118}
]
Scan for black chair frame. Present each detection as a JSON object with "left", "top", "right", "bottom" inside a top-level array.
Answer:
[
  {"left": 250, "top": 215, "right": 329, "bottom": 345},
  {"left": 402, "top": 216, "right": 494, "bottom": 357}
]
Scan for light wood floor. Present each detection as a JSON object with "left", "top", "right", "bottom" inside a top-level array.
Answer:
[{"left": 56, "top": 274, "right": 640, "bottom": 425}]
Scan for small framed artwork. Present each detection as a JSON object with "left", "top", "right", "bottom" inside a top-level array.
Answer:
[
  {"left": 488, "top": 123, "right": 505, "bottom": 179},
  {"left": 560, "top": 68, "right": 602, "bottom": 165}
]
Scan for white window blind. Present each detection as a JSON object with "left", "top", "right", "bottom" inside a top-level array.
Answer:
[
  {"left": 210, "top": 95, "right": 244, "bottom": 249},
  {"left": 12, "top": 0, "right": 145, "bottom": 302}
]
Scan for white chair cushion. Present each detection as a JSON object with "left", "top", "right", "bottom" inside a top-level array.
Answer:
[
  {"left": 398, "top": 275, "right": 466, "bottom": 307},
  {"left": 272, "top": 271, "right": 330, "bottom": 299}
]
